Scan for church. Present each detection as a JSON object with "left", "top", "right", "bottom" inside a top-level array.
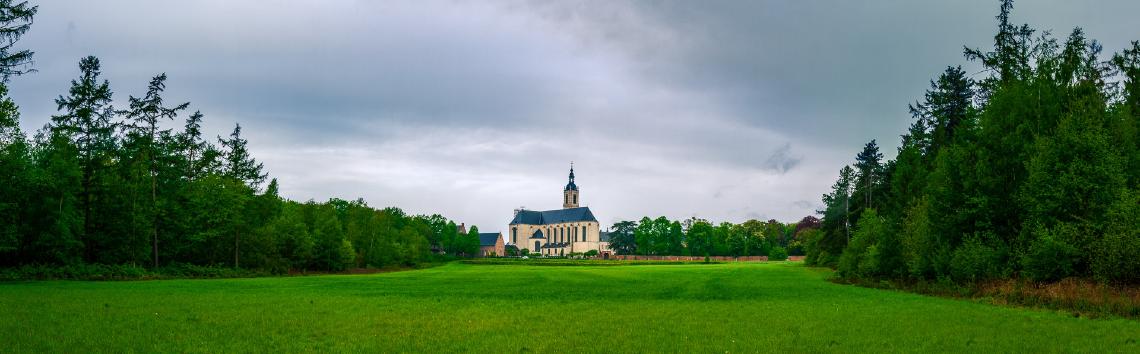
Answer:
[{"left": 509, "top": 165, "right": 609, "bottom": 256}]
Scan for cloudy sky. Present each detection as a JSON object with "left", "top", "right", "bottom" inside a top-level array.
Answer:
[{"left": 9, "top": 0, "right": 1140, "bottom": 231}]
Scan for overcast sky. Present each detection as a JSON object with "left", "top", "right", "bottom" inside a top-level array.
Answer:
[{"left": 9, "top": 0, "right": 1140, "bottom": 232}]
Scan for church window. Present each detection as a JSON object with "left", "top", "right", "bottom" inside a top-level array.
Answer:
[{"left": 582, "top": 226, "right": 586, "bottom": 241}]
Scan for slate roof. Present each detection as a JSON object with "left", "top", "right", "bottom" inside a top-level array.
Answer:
[
  {"left": 599, "top": 231, "right": 611, "bottom": 242},
  {"left": 510, "top": 207, "right": 598, "bottom": 225},
  {"left": 478, "top": 233, "right": 503, "bottom": 246},
  {"left": 529, "top": 229, "right": 545, "bottom": 239}
]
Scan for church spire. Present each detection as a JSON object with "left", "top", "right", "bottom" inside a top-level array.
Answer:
[{"left": 563, "top": 162, "right": 579, "bottom": 208}]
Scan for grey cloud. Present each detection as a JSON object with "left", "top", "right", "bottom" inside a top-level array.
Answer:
[
  {"left": 792, "top": 200, "right": 816, "bottom": 211},
  {"left": 7, "top": 0, "right": 1138, "bottom": 231},
  {"left": 761, "top": 143, "right": 801, "bottom": 174}
]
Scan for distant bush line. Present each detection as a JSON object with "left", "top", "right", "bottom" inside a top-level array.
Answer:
[
  {"left": 459, "top": 259, "right": 722, "bottom": 267},
  {"left": 601, "top": 216, "right": 819, "bottom": 260}
]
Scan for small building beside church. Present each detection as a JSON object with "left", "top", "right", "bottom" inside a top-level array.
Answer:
[
  {"left": 509, "top": 165, "right": 610, "bottom": 256},
  {"left": 478, "top": 232, "right": 505, "bottom": 257}
]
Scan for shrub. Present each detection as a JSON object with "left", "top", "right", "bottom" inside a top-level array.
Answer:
[
  {"left": 768, "top": 246, "right": 789, "bottom": 261},
  {"left": 950, "top": 235, "right": 1002, "bottom": 283},
  {"left": 584, "top": 250, "right": 599, "bottom": 257},
  {"left": 1092, "top": 189, "right": 1140, "bottom": 284},
  {"left": 1021, "top": 225, "right": 1081, "bottom": 283},
  {"left": 902, "top": 197, "right": 941, "bottom": 279},
  {"left": 801, "top": 229, "right": 825, "bottom": 266},
  {"left": 0, "top": 263, "right": 263, "bottom": 281},
  {"left": 838, "top": 209, "right": 887, "bottom": 278}
]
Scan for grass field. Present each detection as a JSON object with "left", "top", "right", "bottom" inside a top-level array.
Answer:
[{"left": 2, "top": 262, "right": 1138, "bottom": 352}]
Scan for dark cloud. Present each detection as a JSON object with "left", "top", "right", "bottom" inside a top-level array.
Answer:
[
  {"left": 6, "top": 0, "right": 1138, "bottom": 231},
  {"left": 761, "top": 143, "right": 801, "bottom": 174}
]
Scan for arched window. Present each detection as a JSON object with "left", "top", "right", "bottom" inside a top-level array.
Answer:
[
  {"left": 535, "top": 241, "right": 540, "bottom": 253},
  {"left": 512, "top": 227, "right": 517, "bottom": 244},
  {"left": 582, "top": 226, "right": 586, "bottom": 241},
  {"left": 573, "top": 194, "right": 577, "bottom": 204}
]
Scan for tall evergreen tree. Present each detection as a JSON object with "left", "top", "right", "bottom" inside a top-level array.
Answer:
[
  {"left": 121, "top": 73, "right": 189, "bottom": 267},
  {"left": 853, "top": 140, "right": 883, "bottom": 209},
  {"left": 51, "top": 56, "right": 115, "bottom": 261},
  {"left": 1111, "top": 41, "right": 1140, "bottom": 188},
  {"left": 0, "top": 1, "right": 37, "bottom": 81},
  {"left": 219, "top": 123, "right": 266, "bottom": 190},
  {"left": 0, "top": 83, "right": 28, "bottom": 263}
]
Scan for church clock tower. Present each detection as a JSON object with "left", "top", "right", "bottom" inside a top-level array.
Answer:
[{"left": 563, "top": 163, "right": 579, "bottom": 209}]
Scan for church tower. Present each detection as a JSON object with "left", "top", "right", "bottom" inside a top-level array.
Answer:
[{"left": 563, "top": 163, "right": 579, "bottom": 209}]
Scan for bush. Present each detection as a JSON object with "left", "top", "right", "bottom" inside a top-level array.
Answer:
[
  {"left": 801, "top": 229, "right": 825, "bottom": 266},
  {"left": 858, "top": 245, "right": 880, "bottom": 276},
  {"left": 838, "top": 209, "right": 886, "bottom": 278},
  {"left": 1021, "top": 225, "right": 1081, "bottom": 283},
  {"left": 902, "top": 197, "right": 943, "bottom": 279},
  {"left": 0, "top": 263, "right": 263, "bottom": 281},
  {"left": 584, "top": 250, "right": 599, "bottom": 257},
  {"left": 1092, "top": 190, "right": 1140, "bottom": 284},
  {"left": 949, "top": 235, "right": 1003, "bottom": 283},
  {"left": 768, "top": 246, "right": 789, "bottom": 261}
]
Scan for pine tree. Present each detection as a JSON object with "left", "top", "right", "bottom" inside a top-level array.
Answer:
[
  {"left": 853, "top": 140, "right": 883, "bottom": 209},
  {"left": 176, "top": 111, "right": 212, "bottom": 180},
  {"left": 0, "top": 1, "right": 37, "bottom": 81},
  {"left": 121, "top": 73, "right": 189, "bottom": 267},
  {"left": 51, "top": 56, "right": 115, "bottom": 261},
  {"left": 219, "top": 123, "right": 266, "bottom": 190},
  {"left": 1111, "top": 41, "right": 1140, "bottom": 188},
  {"left": 0, "top": 82, "right": 28, "bottom": 262}
]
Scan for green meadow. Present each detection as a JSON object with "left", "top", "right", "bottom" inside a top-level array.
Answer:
[{"left": 2, "top": 262, "right": 1138, "bottom": 353}]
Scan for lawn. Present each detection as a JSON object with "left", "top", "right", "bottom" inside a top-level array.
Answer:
[{"left": 1, "top": 262, "right": 1138, "bottom": 352}]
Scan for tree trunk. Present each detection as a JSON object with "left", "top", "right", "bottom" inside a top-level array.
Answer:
[
  {"left": 152, "top": 173, "right": 157, "bottom": 268},
  {"left": 234, "top": 231, "right": 240, "bottom": 269}
]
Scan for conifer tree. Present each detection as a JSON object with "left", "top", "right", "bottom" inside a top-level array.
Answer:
[
  {"left": 0, "top": 1, "right": 37, "bottom": 81},
  {"left": 51, "top": 56, "right": 115, "bottom": 260},
  {"left": 121, "top": 73, "right": 189, "bottom": 267},
  {"left": 219, "top": 123, "right": 266, "bottom": 190},
  {"left": 0, "top": 83, "right": 27, "bottom": 262}
]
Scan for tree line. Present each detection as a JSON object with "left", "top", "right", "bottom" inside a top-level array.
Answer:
[
  {"left": 604, "top": 216, "right": 820, "bottom": 260},
  {"left": 0, "top": 1, "right": 487, "bottom": 273},
  {"left": 804, "top": 0, "right": 1140, "bottom": 285}
]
